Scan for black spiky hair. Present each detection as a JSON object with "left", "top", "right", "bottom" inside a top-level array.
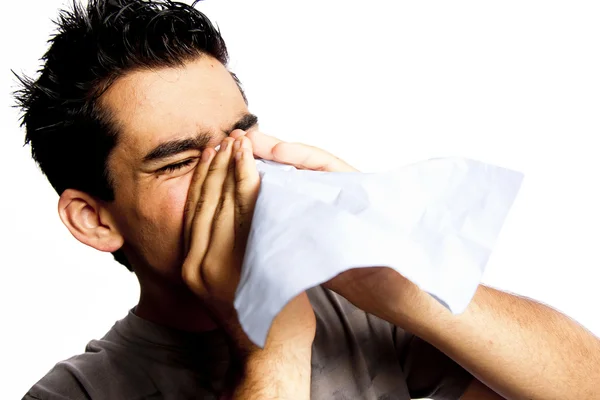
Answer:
[{"left": 13, "top": 0, "right": 236, "bottom": 271}]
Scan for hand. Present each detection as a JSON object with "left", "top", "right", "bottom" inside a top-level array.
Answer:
[
  {"left": 231, "top": 129, "right": 358, "bottom": 172},
  {"left": 237, "top": 130, "right": 424, "bottom": 328},
  {"left": 181, "top": 133, "right": 316, "bottom": 356}
]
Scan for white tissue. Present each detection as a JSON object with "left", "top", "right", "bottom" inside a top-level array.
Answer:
[{"left": 233, "top": 158, "right": 523, "bottom": 347}]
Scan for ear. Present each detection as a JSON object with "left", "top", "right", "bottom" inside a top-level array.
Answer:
[{"left": 58, "top": 189, "right": 124, "bottom": 253}]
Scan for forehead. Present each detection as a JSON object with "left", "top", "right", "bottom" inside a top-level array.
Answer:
[{"left": 101, "top": 56, "right": 247, "bottom": 160}]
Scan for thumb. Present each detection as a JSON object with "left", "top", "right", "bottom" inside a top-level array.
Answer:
[
  {"left": 245, "top": 130, "right": 357, "bottom": 172},
  {"left": 242, "top": 130, "right": 282, "bottom": 160}
]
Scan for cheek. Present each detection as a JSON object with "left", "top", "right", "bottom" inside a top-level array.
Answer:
[
  {"left": 131, "top": 177, "right": 192, "bottom": 273},
  {"left": 163, "top": 181, "right": 190, "bottom": 231}
]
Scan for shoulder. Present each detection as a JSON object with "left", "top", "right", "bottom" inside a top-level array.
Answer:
[{"left": 23, "top": 339, "right": 159, "bottom": 400}]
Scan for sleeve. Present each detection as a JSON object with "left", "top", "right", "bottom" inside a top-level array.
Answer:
[
  {"left": 22, "top": 364, "right": 92, "bottom": 400},
  {"left": 394, "top": 326, "right": 474, "bottom": 400}
]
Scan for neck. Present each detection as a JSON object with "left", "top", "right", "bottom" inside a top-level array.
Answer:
[{"left": 135, "top": 273, "right": 218, "bottom": 333}]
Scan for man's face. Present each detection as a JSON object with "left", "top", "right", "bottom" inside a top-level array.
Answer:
[{"left": 101, "top": 56, "right": 257, "bottom": 280}]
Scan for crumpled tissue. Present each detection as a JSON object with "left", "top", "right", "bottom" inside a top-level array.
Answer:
[{"left": 233, "top": 157, "right": 523, "bottom": 347}]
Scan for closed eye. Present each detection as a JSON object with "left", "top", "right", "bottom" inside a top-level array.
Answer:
[{"left": 157, "top": 158, "right": 195, "bottom": 173}]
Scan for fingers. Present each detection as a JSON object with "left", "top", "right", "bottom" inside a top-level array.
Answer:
[
  {"left": 245, "top": 130, "right": 357, "bottom": 172},
  {"left": 184, "top": 137, "right": 235, "bottom": 275},
  {"left": 182, "top": 133, "right": 259, "bottom": 303},
  {"left": 183, "top": 149, "right": 215, "bottom": 254},
  {"left": 208, "top": 139, "right": 237, "bottom": 262},
  {"left": 234, "top": 136, "right": 261, "bottom": 249}
]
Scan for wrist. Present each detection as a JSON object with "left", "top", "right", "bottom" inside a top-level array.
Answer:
[{"left": 395, "top": 286, "right": 471, "bottom": 343}]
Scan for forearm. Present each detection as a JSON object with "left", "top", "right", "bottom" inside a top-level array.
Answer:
[
  {"left": 405, "top": 285, "right": 600, "bottom": 399},
  {"left": 216, "top": 293, "right": 316, "bottom": 399},
  {"left": 232, "top": 344, "right": 313, "bottom": 400}
]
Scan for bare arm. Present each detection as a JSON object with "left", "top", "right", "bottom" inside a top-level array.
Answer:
[
  {"left": 242, "top": 132, "right": 600, "bottom": 399},
  {"left": 232, "top": 345, "right": 313, "bottom": 400},
  {"left": 325, "top": 266, "right": 599, "bottom": 399},
  {"left": 404, "top": 284, "right": 600, "bottom": 399}
]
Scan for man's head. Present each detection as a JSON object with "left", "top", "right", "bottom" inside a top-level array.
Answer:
[{"left": 14, "top": 0, "right": 256, "bottom": 281}]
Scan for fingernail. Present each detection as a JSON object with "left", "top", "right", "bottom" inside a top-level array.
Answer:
[
  {"left": 201, "top": 149, "right": 212, "bottom": 162},
  {"left": 241, "top": 137, "right": 251, "bottom": 149},
  {"left": 220, "top": 141, "right": 228, "bottom": 151},
  {"left": 234, "top": 140, "right": 241, "bottom": 151}
]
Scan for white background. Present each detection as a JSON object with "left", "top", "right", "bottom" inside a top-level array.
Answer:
[{"left": 1, "top": 1, "right": 599, "bottom": 398}]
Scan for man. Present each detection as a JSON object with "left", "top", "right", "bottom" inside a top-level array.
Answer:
[{"left": 15, "top": 0, "right": 600, "bottom": 399}]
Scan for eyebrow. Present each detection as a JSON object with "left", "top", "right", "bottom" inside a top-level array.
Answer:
[
  {"left": 231, "top": 113, "right": 258, "bottom": 132},
  {"left": 142, "top": 113, "right": 258, "bottom": 163}
]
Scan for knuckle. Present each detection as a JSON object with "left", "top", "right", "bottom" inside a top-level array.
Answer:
[
  {"left": 207, "top": 161, "right": 220, "bottom": 174},
  {"left": 237, "top": 179, "right": 260, "bottom": 199},
  {"left": 271, "top": 142, "right": 285, "bottom": 159},
  {"left": 198, "top": 185, "right": 220, "bottom": 210},
  {"left": 227, "top": 158, "right": 236, "bottom": 172},
  {"left": 221, "top": 194, "right": 234, "bottom": 209},
  {"left": 236, "top": 200, "right": 255, "bottom": 224},
  {"left": 212, "top": 201, "right": 233, "bottom": 230},
  {"left": 183, "top": 197, "right": 196, "bottom": 217},
  {"left": 196, "top": 194, "right": 207, "bottom": 212},
  {"left": 215, "top": 198, "right": 225, "bottom": 217},
  {"left": 213, "top": 201, "right": 225, "bottom": 221},
  {"left": 216, "top": 193, "right": 228, "bottom": 212}
]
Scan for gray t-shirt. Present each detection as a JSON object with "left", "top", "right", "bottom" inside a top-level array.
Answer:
[{"left": 24, "top": 286, "right": 472, "bottom": 399}]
